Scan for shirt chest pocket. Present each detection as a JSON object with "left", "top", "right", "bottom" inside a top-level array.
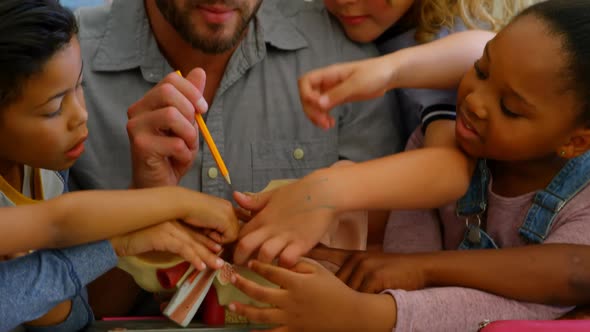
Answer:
[{"left": 250, "top": 139, "right": 338, "bottom": 192}]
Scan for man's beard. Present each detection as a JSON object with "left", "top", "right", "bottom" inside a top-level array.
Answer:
[{"left": 155, "top": 0, "right": 261, "bottom": 54}]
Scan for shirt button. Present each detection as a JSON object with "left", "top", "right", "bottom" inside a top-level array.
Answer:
[
  {"left": 293, "top": 148, "right": 305, "bottom": 160},
  {"left": 208, "top": 167, "right": 218, "bottom": 179}
]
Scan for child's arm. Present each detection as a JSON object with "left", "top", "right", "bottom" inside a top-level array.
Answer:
[
  {"left": 0, "top": 186, "right": 239, "bottom": 256},
  {"left": 233, "top": 146, "right": 473, "bottom": 266},
  {"left": 231, "top": 31, "right": 491, "bottom": 266},
  {"left": 299, "top": 30, "right": 494, "bottom": 129},
  {"left": 2, "top": 217, "right": 232, "bottom": 331},
  {"left": 229, "top": 257, "right": 571, "bottom": 332},
  {"left": 309, "top": 244, "right": 590, "bottom": 306}
]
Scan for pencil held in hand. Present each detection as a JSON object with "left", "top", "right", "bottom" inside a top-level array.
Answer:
[{"left": 176, "top": 70, "right": 232, "bottom": 185}]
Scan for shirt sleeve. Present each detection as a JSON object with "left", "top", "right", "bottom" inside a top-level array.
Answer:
[
  {"left": 420, "top": 102, "right": 457, "bottom": 133},
  {"left": 0, "top": 240, "right": 117, "bottom": 331},
  {"left": 384, "top": 287, "right": 572, "bottom": 332}
]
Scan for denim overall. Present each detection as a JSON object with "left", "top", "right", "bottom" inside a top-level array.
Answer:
[{"left": 456, "top": 152, "right": 590, "bottom": 250}]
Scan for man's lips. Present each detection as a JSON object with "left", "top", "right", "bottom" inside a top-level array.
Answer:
[{"left": 197, "top": 5, "right": 235, "bottom": 24}]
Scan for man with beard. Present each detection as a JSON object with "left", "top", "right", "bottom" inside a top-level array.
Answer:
[{"left": 72, "top": 0, "right": 399, "bottom": 317}]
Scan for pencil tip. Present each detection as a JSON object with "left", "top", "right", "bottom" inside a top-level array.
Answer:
[{"left": 224, "top": 174, "right": 232, "bottom": 185}]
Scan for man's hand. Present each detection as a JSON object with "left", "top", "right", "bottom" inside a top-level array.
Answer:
[{"left": 127, "top": 68, "right": 208, "bottom": 188}]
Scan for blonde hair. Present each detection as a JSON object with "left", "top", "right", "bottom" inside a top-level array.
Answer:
[{"left": 393, "top": 0, "right": 541, "bottom": 43}]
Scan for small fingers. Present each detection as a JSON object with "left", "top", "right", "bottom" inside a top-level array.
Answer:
[
  {"left": 258, "top": 236, "right": 290, "bottom": 264},
  {"left": 233, "top": 190, "right": 272, "bottom": 212},
  {"left": 233, "top": 227, "right": 270, "bottom": 265},
  {"left": 278, "top": 242, "right": 308, "bottom": 268},
  {"left": 306, "top": 246, "right": 352, "bottom": 267},
  {"left": 231, "top": 271, "right": 286, "bottom": 306},
  {"left": 335, "top": 252, "right": 365, "bottom": 283},
  {"left": 228, "top": 302, "right": 286, "bottom": 326}
]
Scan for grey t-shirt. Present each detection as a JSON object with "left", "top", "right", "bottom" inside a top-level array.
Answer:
[{"left": 72, "top": 0, "right": 401, "bottom": 199}]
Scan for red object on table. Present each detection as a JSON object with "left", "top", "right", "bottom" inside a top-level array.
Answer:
[
  {"left": 156, "top": 261, "right": 191, "bottom": 289},
  {"left": 202, "top": 287, "right": 225, "bottom": 325}
]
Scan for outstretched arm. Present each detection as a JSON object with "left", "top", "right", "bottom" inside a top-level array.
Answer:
[
  {"left": 0, "top": 186, "right": 239, "bottom": 256},
  {"left": 234, "top": 144, "right": 472, "bottom": 266},
  {"left": 299, "top": 30, "right": 494, "bottom": 129},
  {"left": 309, "top": 244, "right": 590, "bottom": 306}
]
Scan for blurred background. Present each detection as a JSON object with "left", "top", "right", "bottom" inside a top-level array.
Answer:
[{"left": 61, "top": 0, "right": 112, "bottom": 10}]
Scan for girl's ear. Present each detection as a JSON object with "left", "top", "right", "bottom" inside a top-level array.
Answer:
[{"left": 559, "top": 128, "right": 590, "bottom": 158}]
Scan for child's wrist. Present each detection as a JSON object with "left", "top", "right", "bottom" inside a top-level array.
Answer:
[
  {"left": 356, "top": 293, "right": 397, "bottom": 331},
  {"left": 413, "top": 252, "right": 440, "bottom": 288},
  {"left": 385, "top": 50, "right": 409, "bottom": 89},
  {"left": 305, "top": 168, "right": 344, "bottom": 215}
]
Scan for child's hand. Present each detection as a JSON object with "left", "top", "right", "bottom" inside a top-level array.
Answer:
[
  {"left": 339, "top": 252, "right": 427, "bottom": 293},
  {"left": 232, "top": 176, "right": 337, "bottom": 267},
  {"left": 309, "top": 246, "right": 428, "bottom": 293},
  {"left": 298, "top": 56, "right": 395, "bottom": 130},
  {"left": 229, "top": 260, "right": 395, "bottom": 332},
  {"left": 110, "top": 221, "right": 224, "bottom": 270},
  {"left": 182, "top": 191, "right": 240, "bottom": 244}
]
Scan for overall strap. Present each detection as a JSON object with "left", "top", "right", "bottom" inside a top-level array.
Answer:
[
  {"left": 520, "top": 151, "right": 590, "bottom": 243},
  {"left": 456, "top": 159, "right": 489, "bottom": 217}
]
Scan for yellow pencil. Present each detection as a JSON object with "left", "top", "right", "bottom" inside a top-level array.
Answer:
[{"left": 176, "top": 71, "right": 231, "bottom": 185}]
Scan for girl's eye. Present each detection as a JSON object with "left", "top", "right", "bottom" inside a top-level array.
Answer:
[
  {"left": 474, "top": 60, "right": 487, "bottom": 80},
  {"left": 500, "top": 98, "right": 519, "bottom": 118},
  {"left": 44, "top": 108, "right": 63, "bottom": 118}
]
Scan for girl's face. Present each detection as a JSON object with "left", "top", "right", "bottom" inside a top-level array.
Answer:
[
  {"left": 0, "top": 38, "right": 88, "bottom": 171},
  {"left": 324, "top": 0, "right": 415, "bottom": 43},
  {"left": 455, "top": 16, "right": 584, "bottom": 162}
]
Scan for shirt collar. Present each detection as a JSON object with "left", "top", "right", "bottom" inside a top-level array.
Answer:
[{"left": 91, "top": 0, "right": 308, "bottom": 81}]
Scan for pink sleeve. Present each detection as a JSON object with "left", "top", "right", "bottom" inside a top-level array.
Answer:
[{"left": 384, "top": 287, "right": 572, "bottom": 332}]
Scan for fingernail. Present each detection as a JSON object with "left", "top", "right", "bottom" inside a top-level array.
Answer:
[
  {"left": 200, "top": 262, "right": 207, "bottom": 270},
  {"left": 234, "top": 191, "right": 248, "bottom": 200},
  {"left": 216, "top": 258, "right": 224, "bottom": 268},
  {"left": 319, "top": 95, "right": 330, "bottom": 108},
  {"left": 214, "top": 243, "right": 222, "bottom": 252},
  {"left": 197, "top": 97, "right": 209, "bottom": 113},
  {"left": 231, "top": 275, "right": 237, "bottom": 284},
  {"left": 228, "top": 303, "right": 236, "bottom": 312}
]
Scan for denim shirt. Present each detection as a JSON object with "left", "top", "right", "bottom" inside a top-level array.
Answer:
[
  {"left": 456, "top": 153, "right": 590, "bottom": 250},
  {"left": 1, "top": 242, "right": 117, "bottom": 332},
  {"left": 0, "top": 169, "right": 118, "bottom": 332}
]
